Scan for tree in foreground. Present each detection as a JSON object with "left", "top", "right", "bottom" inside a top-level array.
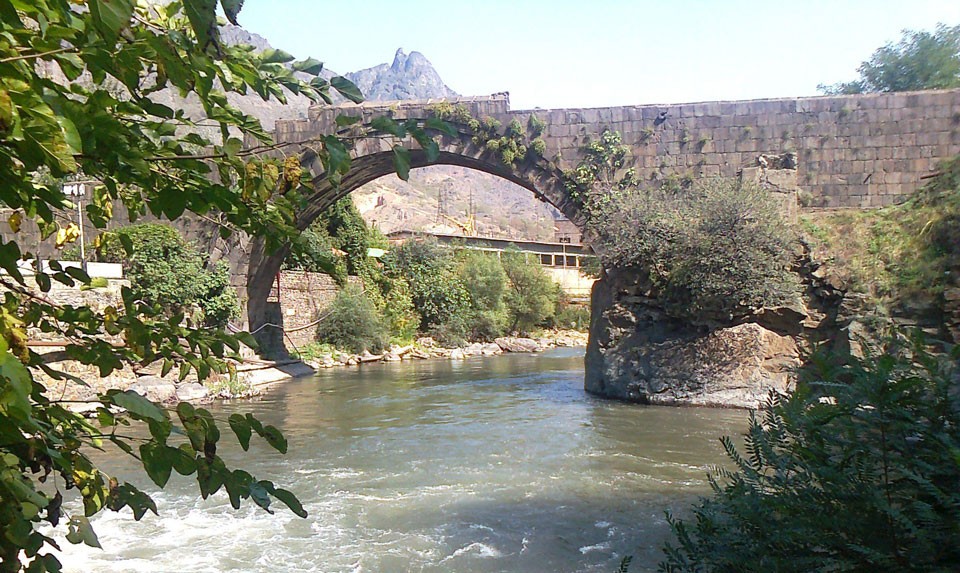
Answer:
[
  {"left": 819, "top": 23, "right": 960, "bottom": 94},
  {"left": 0, "top": 1, "right": 445, "bottom": 570},
  {"left": 658, "top": 338, "right": 960, "bottom": 572}
]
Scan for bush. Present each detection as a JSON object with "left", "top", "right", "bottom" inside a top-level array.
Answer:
[
  {"left": 96, "top": 223, "right": 240, "bottom": 327},
  {"left": 588, "top": 179, "right": 799, "bottom": 323},
  {"left": 383, "top": 238, "right": 470, "bottom": 331},
  {"left": 659, "top": 338, "right": 960, "bottom": 572},
  {"left": 456, "top": 250, "right": 510, "bottom": 340},
  {"left": 458, "top": 250, "right": 507, "bottom": 310},
  {"left": 315, "top": 284, "right": 388, "bottom": 354},
  {"left": 379, "top": 275, "right": 419, "bottom": 343},
  {"left": 501, "top": 249, "right": 560, "bottom": 334},
  {"left": 283, "top": 224, "right": 348, "bottom": 283},
  {"left": 551, "top": 301, "right": 590, "bottom": 331}
]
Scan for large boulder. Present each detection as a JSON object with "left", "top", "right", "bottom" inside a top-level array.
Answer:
[
  {"left": 495, "top": 337, "right": 543, "bottom": 353},
  {"left": 585, "top": 272, "right": 801, "bottom": 408},
  {"left": 175, "top": 382, "right": 209, "bottom": 402},
  {"left": 128, "top": 376, "right": 178, "bottom": 403}
]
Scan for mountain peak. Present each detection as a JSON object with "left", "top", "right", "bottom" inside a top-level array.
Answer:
[{"left": 349, "top": 49, "right": 458, "bottom": 101}]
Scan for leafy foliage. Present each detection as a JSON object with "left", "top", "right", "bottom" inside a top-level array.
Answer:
[
  {"left": 283, "top": 224, "right": 348, "bottom": 283},
  {"left": 660, "top": 338, "right": 960, "bottom": 572},
  {"left": 456, "top": 250, "right": 510, "bottom": 340},
  {"left": 819, "top": 23, "right": 960, "bottom": 94},
  {"left": 97, "top": 224, "right": 240, "bottom": 327},
  {"left": 314, "top": 284, "right": 388, "bottom": 354},
  {"left": 382, "top": 238, "right": 470, "bottom": 336},
  {"left": 588, "top": 178, "right": 799, "bottom": 323},
  {"left": 501, "top": 250, "right": 560, "bottom": 334},
  {"left": 799, "top": 154, "right": 960, "bottom": 322},
  {"left": 563, "top": 129, "right": 639, "bottom": 204},
  {"left": 0, "top": 1, "right": 435, "bottom": 569}
]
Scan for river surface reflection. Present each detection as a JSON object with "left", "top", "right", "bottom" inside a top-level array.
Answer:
[{"left": 53, "top": 348, "right": 748, "bottom": 572}]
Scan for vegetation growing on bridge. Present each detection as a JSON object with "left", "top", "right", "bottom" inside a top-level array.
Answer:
[
  {"left": 588, "top": 178, "right": 799, "bottom": 322},
  {"left": 428, "top": 102, "right": 548, "bottom": 167},
  {"left": 799, "top": 154, "right": 960, "bottom": 331}
]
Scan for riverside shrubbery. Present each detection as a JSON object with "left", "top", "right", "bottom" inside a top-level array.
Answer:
[
  {"left": 292, "top": 208, "right": 565, "bottom": 352},
  {"left": 96, "top": 223, "right": 240, "bottom": 327},
  {"left": 659, "top": 338, "right": 960, "bottom": 572}
]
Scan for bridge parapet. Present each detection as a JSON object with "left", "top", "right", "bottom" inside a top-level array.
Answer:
[{"left": 279, "top": 88, "right": 960, "bottom": 209}]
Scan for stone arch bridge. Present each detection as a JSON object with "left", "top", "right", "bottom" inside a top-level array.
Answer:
[{"left": 223, "top": 89, "right": 960, "bottom": 347}]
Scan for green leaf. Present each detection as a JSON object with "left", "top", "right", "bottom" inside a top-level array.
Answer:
[
  {"left": 260, "top": 425, "right": 287, "bottom": 454},
  {"left": 67, "top": 516, "right": 101, "bottom": 549},
  {"left": 261, "top": 49, "right": 295, "bottom": 64},
  {"left": 392, "top": 145, "right": 411, "bottom": 181},
  {"left": 370, "top": 116, "right": 404, "bottom": 138},
  {"left": 118, "top": 233, "right": 134, "bottom": 256},
  {"left": 224, "top": 137, "right": 243, "bottom": 158},
  {"left": 228, "top": 413, "right": 252, "bottom": 450},
  {"left": 89, "top": 0, "right": 134, "bottom": 41},
  {"left": 183, "top": 0, "right": 218, "bottom": 48},
  {"left": 173, "top": 444, "right": 198, "bottom": 475},
  {"left": 161, "top": 358, "right": 174, "bottom": 377},
  {"left": 108, "top": 390, "right": 166, "bottom": 422},
  {"left": 272, "top": 487, "right": 308, "bottom": 518},
  {"left": 335, "top": 115, "right": 362, "bottom": 127},
  {"left": 220, "top": 0, "right": 244, "bottom": 25},
  {"left": 292, "top": 57, "right": 324, "bottom": 76},
  {"left": 323, "top": 135, "right": 351, "bottom": 175},
  {"left": 64, "top": 266, "right": 91, "bottom": 284},
  {"left": 248, "top": 481, "right": 273, "bottom": 513},
  {"left": 139, "top": 443, "right": 173, "bottom": 487},
  {"left": 330, "top": 76, "right": 364, "bottom": 103},
  {"left": 425, "top": 117, "right": 459, "bottom": 138},
  {"left": 56, "top": 115, "right": 82, "bottom": 155},
  {"left": 35, "top": 272, "right": 51, "bottom": 293}
]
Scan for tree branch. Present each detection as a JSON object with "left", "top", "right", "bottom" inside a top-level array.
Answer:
[{"left": 1, "top": 46, "right": 76, "bottom": 64}]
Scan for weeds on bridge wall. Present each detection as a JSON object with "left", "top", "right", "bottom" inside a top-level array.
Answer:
[
  {"left": 561, "top": 129, "right": 639, "bottom": 205},
  {"left": 427, "top": 103, "right": 547, "bottom": 167}
]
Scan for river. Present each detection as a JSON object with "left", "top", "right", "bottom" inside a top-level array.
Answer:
[{"left": 52, "top": 348, "right": 748, "bottom": 572}]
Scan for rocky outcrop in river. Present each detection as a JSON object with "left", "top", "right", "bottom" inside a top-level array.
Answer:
[{"left": 584, "top": 268, "right": 802, "bottom": 408}]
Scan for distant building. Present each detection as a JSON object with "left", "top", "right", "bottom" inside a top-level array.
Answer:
[
  {"left": 553, "top": 219, "right": 581, "bottom": 245},
  {"left": 386, "top": 230, "right": 596, "bottom": 299}
]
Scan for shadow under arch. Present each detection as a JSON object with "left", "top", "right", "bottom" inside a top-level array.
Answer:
[{"left": 245, "top": 146, "right": 585, "bottom": 351}]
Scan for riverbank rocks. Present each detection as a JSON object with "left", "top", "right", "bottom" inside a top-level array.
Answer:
[
  {"left": 481, "top": 343, "right": 502, "bottom": 356},
  {"left": 175, "top": 382, "right": 209, "bottom": 402},
  {"left": 463, "top": 342, "right": 485, "bottom": 356},
  {"left": 128, "top": 376, "right": 178, "bottom": 403},
  {"left": 495, "top": 337, "right": 543, "bottom": 353}
]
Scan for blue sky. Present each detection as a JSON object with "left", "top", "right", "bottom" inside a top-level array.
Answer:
[{"left": 235, "top": 1, "right": 960, "bottom": 110}]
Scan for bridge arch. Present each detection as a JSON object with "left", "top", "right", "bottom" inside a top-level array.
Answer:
[{"left": 244, "top": 127, "right": 584, "bottom": 346}]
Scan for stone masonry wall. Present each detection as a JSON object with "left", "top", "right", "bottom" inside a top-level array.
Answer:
[
  {"left": 298, "top": 89, "right": 960, "bottom": 209},
  {"left": 274, "top": 270, "right": 343, "bottom": 349},
  {"left": 518, "top": 89, "right": 960, "bottom": 209}
]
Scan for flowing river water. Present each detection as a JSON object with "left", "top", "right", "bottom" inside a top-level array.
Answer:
[{"left": 52, "top": 348, "right": 748, "bottom": 572}]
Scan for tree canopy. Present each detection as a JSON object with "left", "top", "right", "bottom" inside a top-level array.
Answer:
[
  {"left": 819, "top": 23, "right": 960, "bottom": 94},
  {"left": 0, "top": 1, "right": 444, "bottom": 570}
]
